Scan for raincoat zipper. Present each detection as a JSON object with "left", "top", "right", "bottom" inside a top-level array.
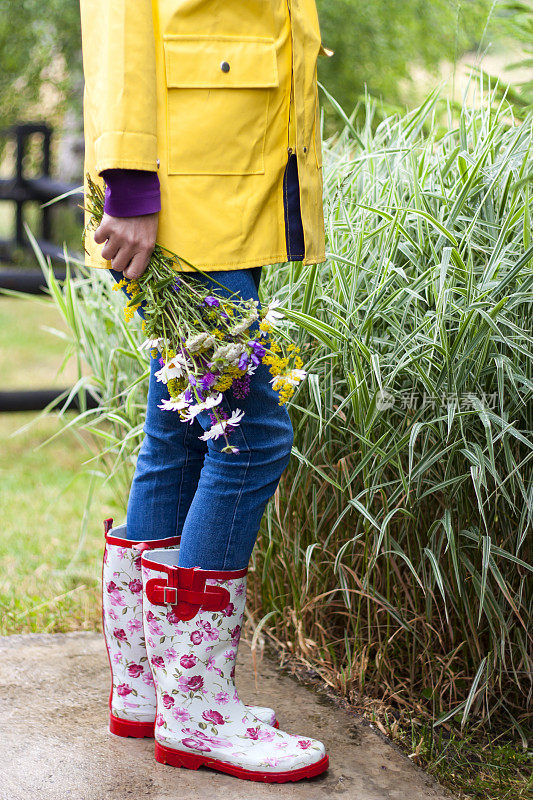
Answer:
[{"left": 286, "top": 0, "right": 296, "bottom": 157}]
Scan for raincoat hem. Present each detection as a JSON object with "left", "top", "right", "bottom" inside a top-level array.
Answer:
[{"left": 86, "top": 250, "right": 326, "bottom": 272}]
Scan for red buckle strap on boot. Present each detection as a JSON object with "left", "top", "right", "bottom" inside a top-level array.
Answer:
[{"left": 145, "top": 567, "right": 230, "bottom": 621}]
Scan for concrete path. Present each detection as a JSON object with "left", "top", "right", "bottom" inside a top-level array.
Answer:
[{"left": 0, "top": 633, "right": 452, "bottom": 800}]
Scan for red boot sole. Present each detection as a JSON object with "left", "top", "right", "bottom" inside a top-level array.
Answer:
[
  {"left": 154, "top": 741, "right": 329, "bottom": 783},
  {"left": 109, "top": 713, "right": 155, "bottom": 738},
  {"left": 109, "top": 714, "right": 279, "bottom": 738}
]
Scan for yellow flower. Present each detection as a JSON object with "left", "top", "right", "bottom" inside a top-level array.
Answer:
[
  {"left": 214, "top": 375, "right": 233, "bottom": 391},
  {"left": 124, "top": 303, "right": 141, "bottom": 322},
  {"left": 167, "top": 377, "right": 180, "bottom": 397},
  {"left": 126, "top": 280, "right": 140, "bottom": 295}
]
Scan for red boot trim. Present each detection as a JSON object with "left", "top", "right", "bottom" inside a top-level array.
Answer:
[
  {"left": 109, "top": 713, "right": 155, "bottom": 738},
  {"left": 141, "top": 554, "right": 247, "bottom": 580},
  {"left": 154, "top": 742, "right": 329, "bottom": 783},
  {"left": 105, "top": 532, "right": 180, "bottom": 549}
]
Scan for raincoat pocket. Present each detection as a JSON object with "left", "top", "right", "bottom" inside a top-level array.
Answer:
[{"left": 163, "top": 35, "right": 279, "bottom": 176}]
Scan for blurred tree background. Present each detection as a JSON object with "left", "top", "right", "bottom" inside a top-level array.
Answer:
[
  {"left": 316, "top": 0, "right": 496, "bottom": 115},
  {"left": 0, "top": 0, "right": 83, "bottom": 146}
]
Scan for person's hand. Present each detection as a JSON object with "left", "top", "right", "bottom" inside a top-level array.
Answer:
[{"left": 93, "top": 212, "right": 159, "bottom": 280}]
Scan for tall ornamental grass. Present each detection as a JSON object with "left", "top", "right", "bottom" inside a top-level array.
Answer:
[
  {"left": 30, "top": 85, "right": 532, "bottom": 736},
  {"left": 257, "top": 86, "right": 532, "bottom": 736}
]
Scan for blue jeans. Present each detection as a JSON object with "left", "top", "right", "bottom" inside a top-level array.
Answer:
[{"left": 110, "top": 265, "right": 294, "bottom": 570}]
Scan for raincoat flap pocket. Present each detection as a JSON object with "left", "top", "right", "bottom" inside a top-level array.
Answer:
[{"left": 163, "top": 35, "right": 279, "bottom": 89}]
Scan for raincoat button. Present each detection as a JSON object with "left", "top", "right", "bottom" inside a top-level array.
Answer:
[
  {"left": 156, "top": 158, "right": 160, "bottom": 168},
  {"left": 220, "top": 61, "right": 230, "bottom": 73},
  {"left": 303, "top": 147, "right": 308, "bottom": 153}
]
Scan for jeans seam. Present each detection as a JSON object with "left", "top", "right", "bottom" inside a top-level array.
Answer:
[
  {"left": 221, "top": 409, "right": 252, "bottom": 571},
  {"left": 174, "top": 404, "right": 190, "bottom": 538}
]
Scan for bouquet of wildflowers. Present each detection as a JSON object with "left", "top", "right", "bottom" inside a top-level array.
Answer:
[{"left": 82, "top": 174, "right": 306, "bottom": 453}]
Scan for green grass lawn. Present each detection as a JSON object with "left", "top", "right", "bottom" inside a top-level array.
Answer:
[
  {"left": 0, "top": 294, "right": 77, "bottom": 389},
  {"left": 0, "top": 295, "right": 122, "bottom": 635}
]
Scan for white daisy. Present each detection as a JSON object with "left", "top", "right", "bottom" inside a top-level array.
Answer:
[
  {"left": 157, "top": 397, "right": 188, "bottom": 412},
  {"left": 138, "top": 337, "right": 166, "bottom": 352},
  {"left": 154, "top": 354, "right": 188, "bottom": 383},
  {"left": 264, "top": 299, "right": 284, "bottom": 325},
  {"left": 199, "top": 409, "right": 245, "bottom": 441},
  {"left": 181, "top": 392, "right": 223, "bottom": 423},
  {"left": 269, "top": 368, "right": 307, "bottom": 387}
]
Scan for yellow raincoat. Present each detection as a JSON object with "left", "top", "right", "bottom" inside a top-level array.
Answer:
[{"left": 80, "top": 0, "right": 332, "bottom": 272}]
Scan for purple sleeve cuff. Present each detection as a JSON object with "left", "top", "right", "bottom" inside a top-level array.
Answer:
[{"left": 102, "top": 169, "right": 161, "bottom": 217}]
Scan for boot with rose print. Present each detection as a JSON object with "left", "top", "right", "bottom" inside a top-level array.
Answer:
[
  {"left": 102, "top": 519, "right": 277, "bottom": 738},
  {"left": 141, "top": 548, "right": 329, "bottom": 783}
]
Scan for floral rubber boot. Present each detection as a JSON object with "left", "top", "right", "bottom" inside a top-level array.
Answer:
[
  {"left": 102, "top": 519, "right": 277, "bottom": 738},
  {"left": 141, "top": 548, "right": 329, "bottom": 783}
]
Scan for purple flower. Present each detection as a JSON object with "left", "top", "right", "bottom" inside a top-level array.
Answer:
[
  {"left": 209, "top": 408, "right": 228, "bottom": 425},
  {"left": 203, "top": 295, "right": 220, "bottom": 307},
  {"left": 238, "top": 352, "right": 250, "bottom": 371},
  {"left": 158, "top": 357, "right": 165, "bottom": 367},
  {"left": 232, "top": 374, "right": 250, "bottom": 399},
  {"left": 248, "top": 340, "right": 266, "bottom": 358},
  {"left": 199, "top": 372, "right": 217, "bottom": 391},
  {"left": 188, "top": 374, "right": 197, "bottom": 386},
  {"left": 172, "top": 278, "right": 181, "bottom": 293}
]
